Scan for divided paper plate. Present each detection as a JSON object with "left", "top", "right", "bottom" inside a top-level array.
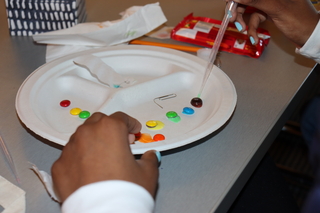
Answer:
[{"left": 16, "top": 45, "right": 237, "bottom": 154}]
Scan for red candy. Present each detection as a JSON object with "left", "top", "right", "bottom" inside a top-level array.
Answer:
[
  {"left": 60, "top": 100, "right": 71, "bottom": 107},
  {"left": 134, "top": 132, "right": 142, "bottom": 140}
]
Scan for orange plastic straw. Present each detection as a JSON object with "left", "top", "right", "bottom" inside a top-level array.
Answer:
[
  {"left": 129, "top": 40, "right": 202, "bottom": 52},
  {"left": 130, "top": 40, "right": 230, "bottom": 52}
]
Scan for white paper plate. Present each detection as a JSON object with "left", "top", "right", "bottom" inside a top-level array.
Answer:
[{"left": 16, "top": 45, "right": 237, "bottom": 154}]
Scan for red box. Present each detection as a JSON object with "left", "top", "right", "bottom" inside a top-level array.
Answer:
[{"left": 171, "top": 13, "right": 271, "bottom": 58}]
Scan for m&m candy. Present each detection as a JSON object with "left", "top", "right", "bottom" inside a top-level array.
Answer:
[
  {"left": 60, "top": 100, "right": 71, "bottom": 107},
  {"left": 70, "top": 108, "right": 82, "bottom": 115},
  {"left": 190, "top": 97, "right": 203, "bottom": 108},
  {"left": 79, "top": 110, "right": 90, "bottom": 119}
]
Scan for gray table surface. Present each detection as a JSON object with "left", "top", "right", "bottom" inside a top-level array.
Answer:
[{"left": 0, "top": 0, "right": 318, "bottom": 213}]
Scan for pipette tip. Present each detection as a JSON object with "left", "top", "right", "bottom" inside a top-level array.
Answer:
[{"left": 196, "top": 1, "right": 237, "bottom": 97}]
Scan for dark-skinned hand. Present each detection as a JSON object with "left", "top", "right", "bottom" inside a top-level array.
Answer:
[{"left": 51, "top": 112, "right": 159, "bottom": 202}]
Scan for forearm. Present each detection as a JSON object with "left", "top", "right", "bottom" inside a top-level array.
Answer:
[{"left": 274, "top": 1, "right": 320, "bottom": 47}]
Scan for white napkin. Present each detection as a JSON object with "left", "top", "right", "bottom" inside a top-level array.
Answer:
[
  {"left": 0, "top": 176, "right": 26, "bottom": 213},
  {"left": 146, "top": 26, "right": 173, "bottom": 39},
  {"left": 32, "top": 3, "right": 167, "bottom": 62},
  {"left": 45, "top": 44, "right": 101, "bottom": 63}
]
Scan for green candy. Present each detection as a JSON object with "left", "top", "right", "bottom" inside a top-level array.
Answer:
[
  {"left": 79, "top": 110, "right": 90, "bottom": 119},
  {"left": 166, "top": 111, "right": 181, "bottom": 123},
  {"left": 166, "top": 111, "right": 178, "bottom": 118}
]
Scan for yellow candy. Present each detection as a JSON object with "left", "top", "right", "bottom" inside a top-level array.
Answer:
[
  {"left": 70, "top": 108, "right": 82, "bottom": 115},
  {"left": 146, "top": 120, "right": 165, "bottom": 130},
  {"left": 146, "top": 120, "right": 158, "bottom": 128}
]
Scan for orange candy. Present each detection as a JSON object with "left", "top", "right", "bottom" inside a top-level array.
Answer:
[
  {"left": 138, "top": 133, "right": 154, "bottom": 143},
  {"left": 137, "top": 133, "right": 166, "bottom": 143}
]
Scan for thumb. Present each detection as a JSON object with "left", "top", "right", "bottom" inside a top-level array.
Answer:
[
  {"left": 138, "top": 150, "right": 161, "bottom": 197},
  {"left": 140, "top": 150, "right": 161, "bottom": 168}
]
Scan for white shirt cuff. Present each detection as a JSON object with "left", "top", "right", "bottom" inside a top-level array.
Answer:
[
  {"left": 61, "top": 180, "right": 155, "bottom": 213},
  {"left": 295, "top": 18, "right": 320, "bottom": 63}
]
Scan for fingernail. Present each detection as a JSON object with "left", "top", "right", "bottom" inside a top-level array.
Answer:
[
  {"left": 154, "top": 150, "right": 161, "bottom": 163},
  {"left": 234, "top": 22, "right": 242, "bottom": 32},
  {"left": 249, "top": 36, "right": 256, "bottom": 45}
]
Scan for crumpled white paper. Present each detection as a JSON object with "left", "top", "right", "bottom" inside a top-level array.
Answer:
[
  {"left": 0, "top": 176, "right": 26, "bottom": 213},
  {"left": 73, "top": 54, "right": 136, "bottom": 88},
  {"left": 32, "top": 3, "right": 167, "bottom": 62},
  {"left": 146, "top": 26, "right": 173, "bottom": 39},
  {"left": 30, "top": 164, "right": 60, "bottom": 202}
]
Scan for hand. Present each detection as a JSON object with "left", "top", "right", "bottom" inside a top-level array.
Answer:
[
  {"left": 229, "top": 0, "right": 320, "bottom": 47},
  {"left": 51, "top": 112, "right": 160, "bottom": 202}
]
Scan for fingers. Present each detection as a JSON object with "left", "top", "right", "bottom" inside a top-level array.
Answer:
[
  {"left": 82, "top": 112, "right": 105, "bottom": 124},
  {"left": 128, "top": 133, "right": 136, "bottom": 144},
  {"left": 230, "top": 3, "right": 246, "bottom": 24},
  {"left": 140, "top": 150, "right": 161, "bottom": 167},
  {"left": 109, "top": 112, "right": 142, "bottom": 135},
  {"left": 83, "top": 112, "right": 141, "bottom": 134},
  {"left": 138, "top": 150, "right": 161, "bottom": 197},
  {"left": 67, "top": 111, "right": 142, "bottom": 157},
  {"left": 233, "top": 5, "right": 247, "bottom": 33},
  {"left": 246, "top": 12, "right": 267, "bottom": 45},
  {"left": 228, "top": 1, "right": 268, "bottom": 46},
  {"left": 72, "top": 111, "right": 141, "bottom": 144}
]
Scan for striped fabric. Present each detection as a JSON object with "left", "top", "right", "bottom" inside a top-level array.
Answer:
[{"left": 5, "top": 0, "right": 87, "bottom": 36}]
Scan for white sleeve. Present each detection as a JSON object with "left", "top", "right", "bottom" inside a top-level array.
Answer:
[
  {"left": 61, "top": 180, "right": 155, "bottom": 213},
  {"left": 295, "top": 18, "right": 320, "bottom": 63}
]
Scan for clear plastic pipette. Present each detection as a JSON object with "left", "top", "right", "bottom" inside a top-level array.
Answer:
[
  {"left": 197, "top": 1, "right": 238, "bottom": 98},
  {"left": 0, "top": 131, "right": 21, "bottom": 185}
]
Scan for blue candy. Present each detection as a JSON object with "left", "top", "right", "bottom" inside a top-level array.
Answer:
[{"left": 182, "top": 107, "right": 194, "bottom": 115}]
